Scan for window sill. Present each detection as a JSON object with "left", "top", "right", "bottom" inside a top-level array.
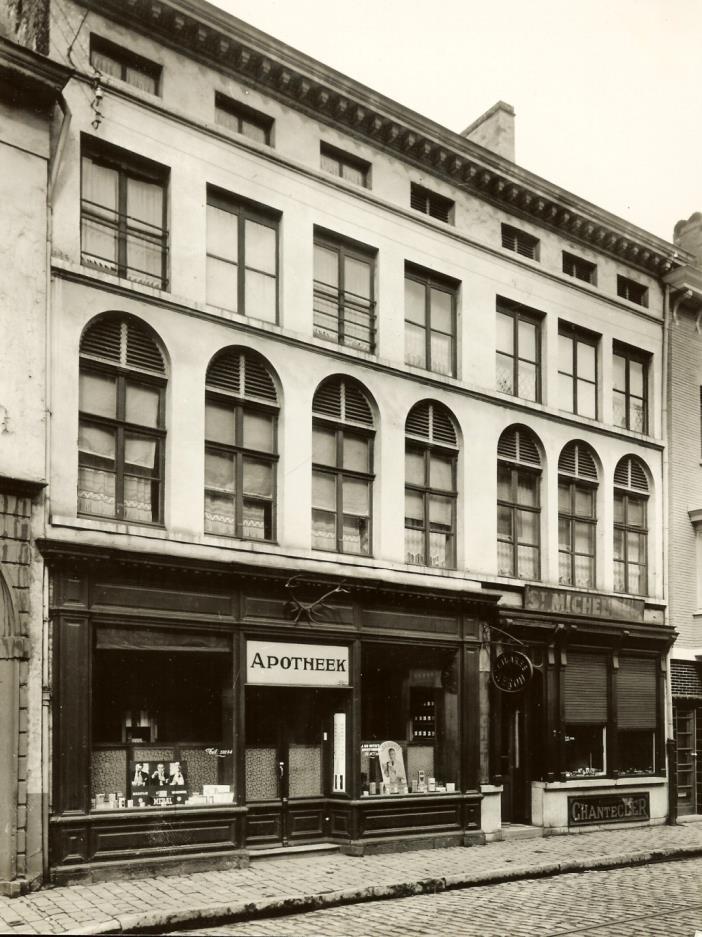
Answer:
[
  {"left": 535, "top": 775, "right": 666, "bottom": 791},
  {"left": 55, "top": 514, "right": 169, "bottom": 539}
]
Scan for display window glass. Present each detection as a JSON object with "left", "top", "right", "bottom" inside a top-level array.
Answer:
[
  {"left": 564, "top": 725, "right": 606, "bottom": 777},
  {"left": 91, "top": 632, "right": 234, "bottom": 810},
  {"left": 618, "top": 730, "right": 655, "bottom": 775},
  {"left": 360, "top": 643, "right": 459, "bottom": 796}
]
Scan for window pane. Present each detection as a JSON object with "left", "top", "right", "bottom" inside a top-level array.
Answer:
[
  {"left": 242, "top": 499, "right": 271, "bottom": 540},
  {"left": 613, "top": 354, "right": 626, "bottom": 392},
  {"left": 612, "top": 391, "right": 627, "bottom": 428},
  {"left": 577, "top": 379, "right": 597, "bottom": 418},
  {"left": 345, "top": 256, "right": 371, "bottom": 299},
  {"left": 125, "top": 65, "right": 157, "bottom": 95},
  {"left": 78, "top": 465, "right": 116, "bottom": 517},
  {"left": 91, "top": 50, "right": 122, "bottom": 79},
  {"left": 518, "top": 319, "right": 537, "bottom": 362},
  {"left": 574, "top": 554, "right": 594, "bottom": 588},
  {"left": 314, "top": 244, "right": 338, "bottom": 287},
  {"left": 80, "top": 372, "right": 116, "bottom": 418},
  {"left": 630, "top": 360, "right": 644, "bottom": 397},
  {"left": 126, "top": 382, "right": 160, "bottom": 428},
  {"left": 496, "top": 311, "right": 514, "bottom": 355},
  {"left": 559, "top": 551, "right": 572, "bottom": 585},
  {"left": 574, "top": 520, "right": 594, "bottom": 554},
  {"left": 245, "top": 220, "right": 276, "bottom": 275},
  {"left": 405, "top": 449, "right": 425, "bottom": 486},
  {"left": 429, "top": 529, "right": 451, "bottom": 568},
  {"left": 342, "top": 515, "right": 369, "bottom": 554},
  {"left": 243, "top": 411, "right": 275, "bottom": 453},
  {"left": 497, "top": 504, "right": 513, "bottom": 538},
  {"left": 127, "top": 176, "right": 163, "bottom": 229},
  {"left": 630, "top": 398, "right": 646, "bottom": 433},
  {"left": 429, "top": 494, "right": 452, "bottom": 528},
  {"left": 82, "top": 218, "right": 118, "bottom": 272},
  {"left": 205, "top": 451, "right": 235, "bottom": 491},
  {"left": 430, "top": 288, "right": 452, "bottom": 333},
  {"left": 613, "top": 560, "right": 626, "bottom": 592},
  {"left": 517, "top": 361, "right": 537, "bottom": 401},
  {"left": 313, "top": 427, "right": 337, "bottom": 467},
  {"left": 430, "top": 332, "right": 453, "bottom": 376},
  {"left": 405, "top": 322, "right": 426, "bottom": 368},
  {"left": 343, "top": 434, "right": 370, "bottom": 472},
  {"left": 613, "top": 527, "right": 625, "bottom": 560},
  {"left": 430, "top": 454, "right": 454, "bottom": 491},
  {"left": 311, "top": 509, "right": 336, "bottom": 549},
  {"left": 628, "top": 564, "right": 645, "bottom": 595},
  {"left": 342, "top": 478, "right": 369, "bottom": 515},
  {"left": 575, "top": 486, "right": 595, "bottom": 517},
  {"left": 628, "top": 497, "right": 645, "bottom": 528},
  {"left": 320, "top": 152, "right": 340, "bottom": 176},
  {"left": 206, "top": 401, "right": 236, "bottom": 446},
  {"left": 496, "top": 352, "right": 514, "bottom": 394},
  {"left": 559, "top": 372, "right": 574, "bottom": 412},
  {"left": 405, "top": 278, "right": 426, "bottom": 326},
  {"left": 558, "top": 334, "right": 573, "bottom": 373},
  {"left": 341, "top": 163, "right": 365, "bottom": 186},
  {"left": 240, "top": 118, "right": 267, "bottom": 144},
  {"left": 313, "top": 292, "right": 339, "bottom": 342},
  {"left": 517, "top": 509, "right": 538, "bottom": 545},
  {"left": 497, "top": 463, "right": 512, "bottom": 501},
  {"left": 204, "top": 491, "right": 235, "bottom": 535},
  {"left": 124, "top": 435, "right": 157, "bottom": 470},
  {"left": 78, "top": 423, "right": 116, "bottom": 460},
  {"left": 613, "top": 492, "right": 625, "bottom": 524},
  {"left": 404, "top": 490, "right": 424, "bottom": 522},
  {"left": 405, "top": 526, "right": 425, "bottom": 565},
  {"left": 245, "top": 269, "right": 276, "bottom": 322},
  {"left": 83, "top": 158, "right": 118, "bottom": 214},
  {"left": 207, "top": 256, "right": 238, "bottom": 311},
  {"left": 497, "top": 541, "right": 514, "bottom": 577},
  {"left": 123, "top": 474, "right": 157, "bottom": 523},
  {"left": 558, "top": 515, "right": 571, "bottom": 550},
  {"left": 243, "top": 459, "right": 273, "bottom": 497},
  {"left": 312, "top": 470, "right": 336, "bottom": 511},
  {"left": 125, "top": 231, "right": 162, "bottom": 286},
  {"left": 558, "top": 482, "right": 571, "bottom": 514},
  {"left": 207, "top": 204, "right": 238, "bottom": 262},
  {"left": 517, "top": 545, "right": 539, "bottom": 579},
  {"left": 517, "top": 472, "right": 538, "bottom": 507},
  {"left": 627, "top": 530, "right": 643, "bottom": 563}
]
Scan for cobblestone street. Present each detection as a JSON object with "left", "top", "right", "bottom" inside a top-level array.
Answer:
[{"left": 182, "top": 858, "right": 702, "bottom": 937}]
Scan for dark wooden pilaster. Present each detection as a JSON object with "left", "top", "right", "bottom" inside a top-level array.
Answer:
[{"left": 54, "top": 615, "right": 91, "bottom": 814}]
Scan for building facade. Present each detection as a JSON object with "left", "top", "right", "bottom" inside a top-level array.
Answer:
[{"left": 1, "top": 0, "right": 690, "bottom": 886}]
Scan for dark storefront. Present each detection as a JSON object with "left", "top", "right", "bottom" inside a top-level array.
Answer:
[
  {"left": 672, "top": 661, "right": 702, "bottom": 817},
  {"left": 44, "top": 544, "right": 496, "bottom": 882}
]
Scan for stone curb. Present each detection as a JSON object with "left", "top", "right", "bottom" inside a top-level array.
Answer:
[{"left": 63, "top": 844, "right": 702, "bottom": 936}]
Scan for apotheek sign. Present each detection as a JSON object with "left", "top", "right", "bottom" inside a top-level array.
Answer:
[
  {"left": 492, "top": 650, "right": 533, "bottom": 693},
  {"left": 246, "top": 640, "right": 349, "bottom": 687}
]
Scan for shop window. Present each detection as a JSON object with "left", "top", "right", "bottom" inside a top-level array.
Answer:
[
  {"left": 360, "top": 643, "right": 459, "bottom": 796},
  {"left": 78, "top": 314, "right": 166, "bottom": 524},
  {"left": 613, "top": 343, "right": 649, "bottom": 433},
  {"left": 81, "top": 138, "right": 169, "bottom": 289},
  {"left": 215, "top": 92, "right": 273, "bottom": 145},
  {"left": 410, "top": 182, "right": 454, "bottom": 224},
  {"left": 204, "top": 347, "right": 279, "bottom": 540},
  {"left": 404, "top": 265, "right": 457, "bottom": 377},
  {"left": 613, "top": 456, "right": 649, "bottom": 595},
  {"left": 91, "top": 627, "right": 233, "bottom": 810},
  {"left": 206, "top": 187, "right": 279, "bottom": 322},
  {"left": 404, "top": 401, "right": 458, "bottom": 569},
  {"left": 313, "top": 231, "right": 376, "bottom": 353},
  {"left": 558, "top": 441, "right": 598, "bottom": 588},
  {"left": 90, "top": 35, "right": 162, "bottom": 95},
  {"left": 320, "top": 142, "right": 370, "bottom": 187},
  {"left": 563, "top": 652, "right": 608, "bottom": 777},
  {"left": 497, "top": 425, "right": 541, "bottom": 580},
  {"left": 618, "top": 656, "right": 658, "bottom": 774},
  {"left": 312, "top": 377, "right": 374, "bottom": 555},
  {"left": 495, "top": 299, "right": 541, "bottom": 402},
  {"left": 558, "top": 322, "right": 599, "bottom": 419}
]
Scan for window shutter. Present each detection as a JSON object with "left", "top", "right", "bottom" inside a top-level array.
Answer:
[
  {"left": 406, "top": 402, "right": 431, "bottom": 440},
  {"left": 243, "top": 353, "right": 277, "bottom": 402},
  {"left": 502, "top": 224, "right": 538, "bottom": 260},
  {"left": 614, "top": 456, "right": 648, "bottom": 492},
  {"left": 207, "top": 349, "right": 242, "bottom": 395},
  {"left": 406, "top": 401, "right": 457, "bottom": 446},
  {"left": 564, "top": 653, "right": 608, "bottom": 723},
  {"left": 498, "top": 426, "right": 540, "bottom": 466},
  {"left": 80, "top": 316, "right": 164, "bottom": 374},
  {"left": 559, "top": 442, "right": 597, "bottom": 480},
  {"left": 81, "top": 317, "right": 122, "bottom": 363},
  {"left": 313, "top": 378, "right": 373, "bottom": 427},
  {"left": 207, "top": 348, "right": 277, "bottom": 402},
  {"left": 126, "top": 324, "right": 165, "bottom": 373},
  {"left": 410, "top": 184, "right": 427, "bottom": 213},
  {"left": 618, "top": 657, "right": 657, "bottom": 729}
]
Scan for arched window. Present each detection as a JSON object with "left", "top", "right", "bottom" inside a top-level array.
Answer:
[
  {"left": 497, "top": 426, "right": 541, "bottom": 579},
  {"left": 613, "top": 456, "right": 649, "bottom": 595},
  {"left": 204, "top": 348, "right": 279, "bottom": 541},
  {"left": 78, "top": 314, "right": 166, "bottom": 523},
  {"left": 558, "top": 441, "right": 598, "bottom": 588},
  {"left": 404, "top": 401, "right": 458, "bottom": 569},
  {"left": 312, "top": 377, "right": 374, "bottom": 555}
]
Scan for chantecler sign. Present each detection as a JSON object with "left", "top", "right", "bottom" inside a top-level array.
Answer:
[{"left": 246, "top": 639, "right": 350, "bottom": 687}]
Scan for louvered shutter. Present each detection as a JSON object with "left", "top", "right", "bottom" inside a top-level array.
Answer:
[
  {"left": 498, "top": 426, "right": 540, "bottom": 466},
  {"left": 406, "top": 401, "right": 457, "bottom": 446},
  {"left": 406, "top": 402, "right": 431, "bottom": 440},
  {"left": 313, "top": 378, "right": 372, "bottom": 427},
  {"left": 564, "top": 653, "right": 608, "bottom": 723},
  {"left": 80, "top": 316, "right": 165, "bottom": 375},
  {"left": 206, "top": 349, "right": 277, "bottom": 403},
  {"left": 618, "top": 657, "right": 657, "bottom": 729},
  {"left": 614, "top": 456, "right": 649, "bottom": 493},
  {"left": 559, "top": 442, "right": 597, "bottom": 480},
  {"left": 243, "top": 353, "right": 277, "bottom": 402}
]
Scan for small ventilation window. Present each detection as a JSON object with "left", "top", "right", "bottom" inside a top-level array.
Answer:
[
  {"left": 206, "top": 348, "right": 278, "bottom": 403},
  {"left": 215, "top": 93, "right": 274, "bottom": 146},
  {"left": 410, "top": 183, "right": 454, "bottom": 224},
  {"left": 558, "top": 441, "right": 598, "bottom": 480},
  {"left": 501, "top": 224, "right": 539, "bottom": 261},
  {"left": 80, "top": 315, "right": 165, "bottom": 374},
  {"left": 497, "top": 425, "right": 541, "bottom": 466},
  {"left": 617, "top": 275, "right": 648, "bottom": 308},
  {"left": 313, "top": 377, "right": 373, "bottom": 427},
  {"left": 405, "top": 401, "right": 458, "bottom": 447},
  {"left": 614, "top": 456, "right": 649, "bottom": 493},
  {"left": 563, "top": 251, "right": 597, "bottom": 285}
]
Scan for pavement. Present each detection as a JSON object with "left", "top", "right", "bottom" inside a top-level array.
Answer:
[{"left": 1, "top": 822, "right": 701, "bottom": 935}]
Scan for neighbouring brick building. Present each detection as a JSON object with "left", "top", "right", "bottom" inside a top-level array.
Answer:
[{"left": 0, "top": 0, "right": 696, "bottom": 888}]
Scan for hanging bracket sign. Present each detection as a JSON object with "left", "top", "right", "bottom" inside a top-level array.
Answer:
[
  {"left": 492, "top": 650, "right": 533, "bottom": 693},
  {"left": 246, "top": 639, "right": 349, "bottom": 687}
]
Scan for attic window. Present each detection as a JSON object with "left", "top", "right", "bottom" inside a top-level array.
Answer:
[
  {"left": 410, "top": 183, "right": 454, "bottom": 224},
  {"left": 501, "top": 224, "right": 539, "bottom": 261},
  {"left": 563, "top": 252, "right": 597, "bottom": 285},
  {"left": 617, "top": 275, "right": 648, "bottom": 308},
  {"left": 90, "top": 35, "right": 161, "bottom": 95},
  {"left": 215, "top": 93, "right": 274, "bottom": 146}
]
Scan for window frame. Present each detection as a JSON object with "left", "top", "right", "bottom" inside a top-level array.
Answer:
[
  {"left": 78, "top": 362, "right": 166, "bottom": 525},
  {"left": 495, "top": 300, "right": 542, "bottom": 402},
  {"left": 90, "top": 34, "right": 162, "bottom": 95},
  {"left": 311, "top": 416, "right": 375, "bottom": 556},
  {"left": 206, "top": 187, "right": 280, "bottom": 323},
  {"left": 319, "top": 142, "right": 371, "bottom": 187},
  {"left": 80, "top": 138, "right": 169, "bottom": 289},
  {"left": 204, "top": 392, "right": 279, "bottom": 543},
  {"left": 558, "top": 476, "right": 597, "bottom": 588},
  {"left": 501, "top": 223, "right": 540, "bottom": 261},
  {"left": 313, "top": 231, "right": 377, "bottom": 354},
  {"left": 404, "top": 266, "right": 458, "bottom": 377},
  {"left": 409, "top": 182, "right": 454, "bottom": 224},
  {"left": 497, "top": 461, "right": 541, "bottom": 581},
  {"left": 613, "top": 343, "right": 649, "bottom": 434},
  {"left": 214, "top": 92, "right": 274, "bottom": 145},
  {"left": 617, "top": 275, "right": 649, "bottom": 308},
  {"left": 613, "top": 489, "right": 648, "bottom": 596},
  {"left": 558, "top": 323, "right": 599, "bottom": 419},
  {"left": 562, "top": 251, "right": 597, "bottom": 285},
  {"left": 404, "top": 439, "right": 458, "bottom": 570}
]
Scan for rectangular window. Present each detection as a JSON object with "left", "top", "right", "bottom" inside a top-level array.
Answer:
[
  {"left": 497, "top": 462, "right": 541, "bottom": 580},
  {"left": 563, "top": 652, "right": 608, "bottom": 778},
  {"left": 613, "top": 344, "right": 649, "bottom": 433},
  {"left": 501, "top": 223, "right": 539, "bottom": 260},
  {"left": 206, "top": 189, "right": 279, "bottom": 323},
  {"left": 558, "top": 480, "right": 596, "bottom": 588},
  {"left": 313, "top": 233, "right": 376, "bottom": 353},
  {"left": 215, "top": 93, "right": 273, "bottom": 145},
  {"left": 617, "top": 275, "right": 648, "bottom": 307},
  {"left": 320, "top": 143, "right": 370, "bottom": 187},
  {"left": 81, "top": 140, "right": 168, "bottom": 289},
  {"left": 562, "top": 251, "right": 597, "bottom": 285},
  {"left": 558, "top": 324, "right": 599, "bottom": 419},
  {"left": 618, "top": 657, "right": 658, "bottom": 775},
  {"left": 495, "top": 300, "right": 541, "bottom": 402},
  {"left": 90, "top": 35, "right": 161, "bottom": 95},
  {"left": 614, "top": 491, "right": 648, "bottom": 595},
  {"left": 410, "top": 183, "right": 454, "bottom": 224},
  {"left": 404, "top": 267, "right": 457, "bottom": 377}
]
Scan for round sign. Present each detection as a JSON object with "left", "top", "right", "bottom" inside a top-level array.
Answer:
[{"left": 492, "top": 650, "right": 533, "bottom": 693}]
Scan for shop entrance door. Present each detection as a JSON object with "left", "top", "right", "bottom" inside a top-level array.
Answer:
[
  {"left": 245, "top": 687, "right": 346, "bottom": 847},
  {"left": 500, "top": 700, "right": 529, "bottom": 824},
  {"left": 675, "top": 706, "right": 701, "bottom": 816}
]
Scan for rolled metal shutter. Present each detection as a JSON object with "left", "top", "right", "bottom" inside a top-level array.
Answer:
[
  {"left": 618, "top": 657, "right": 657, "bottom": 729},
  {"left": 564, "top": 652, "right": 608, "bottom": 723}
]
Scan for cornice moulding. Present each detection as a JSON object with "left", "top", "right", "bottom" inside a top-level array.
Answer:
[{"left": 76, "top": 0, "right": 688, "bottom": 278}]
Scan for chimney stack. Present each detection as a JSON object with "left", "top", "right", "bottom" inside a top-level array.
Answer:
[{"left": 462, "top": 101, "right": 515, "bottom": 163}]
